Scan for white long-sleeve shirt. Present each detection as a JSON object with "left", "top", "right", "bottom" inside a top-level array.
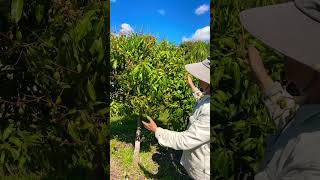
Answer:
[
  {"left": 155, "top": 88, "right": 210, "bottom": 179},
  {"left": 255, "top": 81, "right": 320, "bottom": 180}
]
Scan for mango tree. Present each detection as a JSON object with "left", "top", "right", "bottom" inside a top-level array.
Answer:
[
  {"left": 129, "top": 60, "right": 165, "bottom": 164},
  {"left": 110, "top": 33, "right": 209, "bottom": 167}
]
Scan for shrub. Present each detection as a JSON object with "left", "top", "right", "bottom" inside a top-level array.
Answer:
[{"left": 0, "top": 0, "right": 108, "bottom": 178}]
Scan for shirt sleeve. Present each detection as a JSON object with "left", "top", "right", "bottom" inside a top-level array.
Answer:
[
  {"left": 262, "top": 81, "right": 299, "bottom": 130},
  {"left": 192, "top": 87, "right": 204, "bottom": 102},
  {"left": 279, "top": 132, "right": 320, "bottom": 180},
  {"left": 154, "top": 110, "right": 210, "bottom": 150},
  {"left": 280, "top": 170, "right": 320, "bottom": 180}
]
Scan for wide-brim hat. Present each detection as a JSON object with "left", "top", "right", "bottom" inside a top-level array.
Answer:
[
  {"left": 185, "top": 58, "right": 210, "bottom": 84},
  {"left": 240, "top": 0, "right": 320, "bottom": 72}
]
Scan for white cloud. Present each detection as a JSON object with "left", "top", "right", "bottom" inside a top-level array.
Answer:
[
  {"left": 110, "top": 0, "right": 116, "bottom": 3},
  {"left": 157, "top": 9, "right": 166, "bottom": 16},
  {"left": 195, "top": 4, "right": 209, "bottom": 15},
  {"left": 120, "top": 23, "right": 134, "bottom": 35},
  {"left": 182, "top": 26, "right": 210, "bottom": 42}
]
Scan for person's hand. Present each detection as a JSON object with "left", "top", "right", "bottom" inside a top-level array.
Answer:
[
  {"left": 247, "top": 46, "right": 274, "bottom": 91},
  {"left": 142, "top": 116, "right": 158, "bottom": 133}
]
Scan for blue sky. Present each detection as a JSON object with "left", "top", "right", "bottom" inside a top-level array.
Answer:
[{"left": 110, "top": 0, "right": 210, "bottom": 45}]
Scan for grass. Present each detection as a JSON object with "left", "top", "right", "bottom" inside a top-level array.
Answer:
[
  {"left": 110, "top": 139, "right": 158, "bottom": 178},
  {"left": 110, "top": 115, "right": 191, "bottom": 180}
]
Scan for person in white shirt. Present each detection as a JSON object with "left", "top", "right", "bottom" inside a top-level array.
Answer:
[
  {"left": 142, "top": 58, "right": 210, "bottom": 180},
  {"left": 240, "top": 0, "right": 320, "bottom": 178}
]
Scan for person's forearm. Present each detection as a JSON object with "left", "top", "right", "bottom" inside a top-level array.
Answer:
[
  {"left": 155, "top": 127, "right": 209, "bottom": 150},
  {"left": 256, "top": 72, "right": 274, "bottom": 92},
  {"left": 247, "top": 46, "right": 274, "bottom": 91},
  {"left": 155, "top": 113, "right": 210, "bottom": 150},
  {"left": 190, "top": 85, "right": 198, "bottom": 92}
]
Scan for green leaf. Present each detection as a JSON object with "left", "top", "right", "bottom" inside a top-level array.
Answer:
[
  {"left": 98, "top": 107, "right": 108, "bottom": 116},
  {"left": 77, "top": 64, "right": 82, "bottom": 73},
  {"left": 89, "top": 39, "right": 98, "bottom": 55},
  {"left": 11, "top": 0, "right": 23, "bottom": 23},
  {"left": 18, "top": 107, "right": 24, "bottom": 114},
  {"left": 16, "top": 30, "right": 22, "bottom": 41},
  {"left": 112, "top": 60, "right": 117, "bottom": 69},
  {"left": 9, "top": 137, "right": 22, "bottom": 147},
  {"left": 55, "top": 96, "right": 62, "bottom": 105},
  {"left": 68, "top": 121, "right": 79, "bottom": 141},
  {"left": 35, "top": 4, "right": 44, "bottom": 23},
  {"left": 87, "top": 80, "right": 96, "bottom": 101},
  {"left": 233, "top": 62, "right": 241, "bottom": 95},
  {"left": 62, "top": 84, "right": 71, "bottom": 89},
  {"left": 18, "top": 156, "right": 26, "bottom": 168},
  {"left": 53, "top": 71, "right": 60, "bottom": 80},
  {"left": 9, "top": 147, "right": 19, "bottom": 160},
  {"left": 89, "top": 38, "right": 104, "bottom": 64},
  {"left": 66, "top": 109, "right": 78, "bottom": 116},
  {"left": 158, "top": 109, "right": 170, "bottom": 125},
  {"left": 0, "top": 151, "right": 5, "bottom": 164},
  {"left": 73, "top": 10, "right": 95, "bottom": 42},
  {"left": 2, "top": 124, "right": 14, "bottom": 141}
]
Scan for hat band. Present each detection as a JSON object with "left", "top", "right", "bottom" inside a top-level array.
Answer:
[
  {"left": 202, "top": 59, "right": 210, "bottom": 69},
  {"left": 295, "top": 0, "right": 320, "bottom": 23}
]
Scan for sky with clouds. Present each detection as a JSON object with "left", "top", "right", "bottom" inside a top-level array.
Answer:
[{"left": 110, "top": 0, "right": 210, "bottom": 45}]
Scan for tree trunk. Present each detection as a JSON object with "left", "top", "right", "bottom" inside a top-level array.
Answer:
[{"left": 133, "top": 110, "right": 142, "bottom": 165}]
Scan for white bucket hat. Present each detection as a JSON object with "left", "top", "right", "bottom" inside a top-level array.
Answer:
[
  {"left": 185, "top": 57, "right": 210, "bottom": 84},
  {"left": 240, "top": 0, "right": 320, "bottom": 72}
]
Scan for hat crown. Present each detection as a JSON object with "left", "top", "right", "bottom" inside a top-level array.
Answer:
[{"left": 295, "top": 0, "right": 320, "bottom": 23}]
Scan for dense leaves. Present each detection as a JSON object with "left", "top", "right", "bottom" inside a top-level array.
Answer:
[
  {"left": 111, "top": 33, "right": 209, "bottom": 131},
  {"left": 212, "top": 0, "right": 285, "bottom": 179},
  {"left": 0, "top": 0, "right": 108, "bottom": 178}
]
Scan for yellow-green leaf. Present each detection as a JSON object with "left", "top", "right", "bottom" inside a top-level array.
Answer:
[
  {"left": 11, "top": 0, "right": 24, "bottom": 23},
  {"left": 55, "top": 96, "right": 62, "bottom": 105}
]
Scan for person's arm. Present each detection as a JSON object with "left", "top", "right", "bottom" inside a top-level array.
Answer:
[
  {"left": 247, "top": 46, "right": 298, "bottom": 130},
  {"left": 155, "top": 110, "right": 210, "bottom": 150},
  {"left": 186, "top": 75, "right": 204, "bottom": 101},
  {"left": 143, "top": 105, "right": 210, "bottom": 150},
  {"left": 247, "top": 46, "right": 274, "bottom": 91}
]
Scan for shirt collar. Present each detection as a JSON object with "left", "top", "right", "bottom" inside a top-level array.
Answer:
[{"left": 199, "top": 94, "right": 210, "bottom": 103}]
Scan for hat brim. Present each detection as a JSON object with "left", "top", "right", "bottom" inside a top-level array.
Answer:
[
  {"left": 240, "top": 2, "right": 320, "bottom": 71},
  {"left": 185, "top": 62, "right": 210, "bottom": 84}
]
